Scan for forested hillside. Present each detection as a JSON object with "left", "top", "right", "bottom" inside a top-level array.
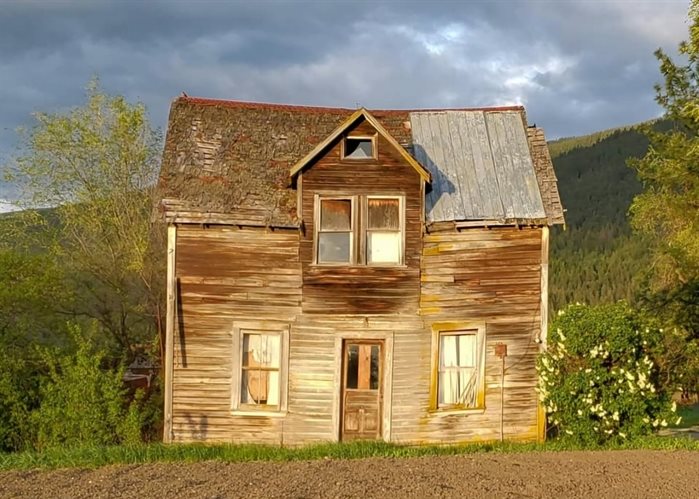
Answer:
[{"left": 548, "top": 124, "right": 654, "bottom": 312}]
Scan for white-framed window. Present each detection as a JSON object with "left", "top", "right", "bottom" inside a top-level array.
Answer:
[
  {"left": 316, "top": 197, "right": 355, "bottom": 264},
  {"left": 366, "top": 196, "right": 402, "bottom": 265},
  {"left": 430, "top": 323, "right": 486, "bottom": 411},
  {"left": 341, "top": 135, "right": 377, "bottom": 160},
  {"left": 231, "top": 323, "right": 289, "bottom": 415},
  {"left": 313, "top": 194, "right": 404, "bottom": 266}
]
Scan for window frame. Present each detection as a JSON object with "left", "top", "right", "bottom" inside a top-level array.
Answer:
[
  {"left": 231, "top": 322, "right": 290, "bottom": 416},
  {"left": 340, "top": 134, "right": 378, "bottom": 161},
  {"left": 364, "top": 195, "right": 405, "bottom": 267},
  {"left": 429, "top": 322, "right": 486, "bottom": 413},
  {"left": 313, "top": 194, "right": 357, "bottom": 265},
  {"left": 313, "top": 193, "right": 405, "bottom": 267}
]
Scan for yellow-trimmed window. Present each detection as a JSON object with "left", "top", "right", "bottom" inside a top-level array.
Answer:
[{"left": 430, "top": 323, "right": 486, "bottom": 411}]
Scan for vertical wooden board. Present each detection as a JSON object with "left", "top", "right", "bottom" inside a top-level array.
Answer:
[
  {"left": 164, "top": 224, "right": 177, "bottom": 443},
  {"left": 446, "top": 112, "right": 475, "bottom": 219},
  {"left": 358, "top": 344, "right": 371, "bottom": 389},
  {"left": 470, "top": 111, "right": 506, "bottom": 218}
]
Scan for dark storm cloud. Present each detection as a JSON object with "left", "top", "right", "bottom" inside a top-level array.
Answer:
[{"left": 0, "top": 0, "right": 691, "bottom": 189}]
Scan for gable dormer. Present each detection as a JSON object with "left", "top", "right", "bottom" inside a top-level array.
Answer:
[{"left": 289, "top": 109, "right": 429, "bottom": 314}]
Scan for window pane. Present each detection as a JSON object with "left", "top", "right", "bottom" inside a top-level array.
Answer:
[
  {"left": 243, "top": 334, "right": 280, "bottom": 369},
  {"left": 370, "top": 345, "right": 380, "bottom": 389},
  {"left": 345, "top": 138, "right": 373, "bottom": 159},
  {"left": 368, "top": 198, "right": 399, "bottom": 229},
  {"left": 241, "top": 370, "right": 280, "bottom": 406},
  {"left": 367, "top": 231, "right": 400, "bottom": 264},
  {"left": 320, "top": 199, "right": 351, "bottom": 230},
  {"left": 346, "top": 345, "right": 358, "bottom": 389},
  {"left": 318, "top": 232, "right": 351, "bottom": 263},
  {"left": 438, "top": 368, "right": 478, "bottom": 407},
  {"left": 440, "top": 333, "right": 476, "bottom": 368}
]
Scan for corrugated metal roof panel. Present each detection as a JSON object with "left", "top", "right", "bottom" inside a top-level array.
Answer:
[{"left": 410, "top": 110, "right": 546, "bottom": 223}]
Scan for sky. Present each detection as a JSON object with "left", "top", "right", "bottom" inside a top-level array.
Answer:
[{"left": 0, "top": 0, "right": 692, "bottom": 200}]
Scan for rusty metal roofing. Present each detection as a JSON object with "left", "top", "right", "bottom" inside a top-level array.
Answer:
[{"left": 409, "top": 110, "right": 547, "bottom": 223}]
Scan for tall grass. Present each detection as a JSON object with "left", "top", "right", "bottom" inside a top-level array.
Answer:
[{"left": 1, "top": 437, "right": 697, "bottom": 472}]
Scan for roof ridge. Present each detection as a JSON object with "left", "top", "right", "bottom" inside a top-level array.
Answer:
[{"left": 177, "top": 96, "right": 525, "bottom": 114}]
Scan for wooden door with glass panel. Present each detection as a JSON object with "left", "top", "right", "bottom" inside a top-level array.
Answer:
[{"left": 341, "top": 340, "right": 383, "bottom": 440}]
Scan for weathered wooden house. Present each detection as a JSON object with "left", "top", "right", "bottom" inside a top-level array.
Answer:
[{"left": 158, "top": 96, "right": 564, "bottom": 445}]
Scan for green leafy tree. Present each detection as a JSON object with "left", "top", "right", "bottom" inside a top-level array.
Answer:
[
  {"left": 33, "top": 324, "right": 145, "bottom": 450},
  {"left": 629, "top": 3, "right": 699, "bottom": 292},
  {"left": 0, "top": 248, "right": 67, "bottom": 345},
  {"left": 5, "top": 79, "right": 165, "bottom": 357},
  {"left": 627, "top": 2, "right": 699, "bottom": 396}
]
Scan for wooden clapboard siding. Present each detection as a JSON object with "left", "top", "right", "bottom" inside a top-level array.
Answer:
[
  {"left": 172, "top": 225, "right": 301, "bottom": 444},
  {"left": 169, "top": 224, "right": 543, "bottom": 445},
  {"left": 390, "top": 226, "right": 543, "bottom": 443},
  {"left": 300, "top": 118, "right": 423, "bottom": 315}
]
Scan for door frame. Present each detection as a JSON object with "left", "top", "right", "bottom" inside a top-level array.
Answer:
[{"left": 332, "top": 331, "right": 394, "bottom": 442}]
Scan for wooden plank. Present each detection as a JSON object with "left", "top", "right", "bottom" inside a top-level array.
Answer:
[
  {"left": 358, "top": 344, "right": 371, "bottom": 389},
  {"left": 470, "top": 111, "right": 506, "bottom": 219},
  {"left": 538, "top": 226, "right": 549, "bottom": 443},
  {"left": 540, "top": 226, "right": 549, "bottom": 348},
  {"left": 163, "top": 223, "right": 177, "bottom": 443},
  {"left": 447, "top": 112, "right": 476, "bottom": 219}
]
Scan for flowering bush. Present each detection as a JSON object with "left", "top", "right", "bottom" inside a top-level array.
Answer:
[{"left": 537, "top": 302, "right": 680, "bottom": 444}]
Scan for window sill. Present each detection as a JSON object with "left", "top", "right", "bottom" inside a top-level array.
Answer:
[
  {"left": 231, "top": 410, "right": 287, "bottom": 418},
  {"left": 428, "top": 407, "right": 486, "bottom": 416},
  {"left": 308, "top": 263, "right": 408, "bottom": 269}
]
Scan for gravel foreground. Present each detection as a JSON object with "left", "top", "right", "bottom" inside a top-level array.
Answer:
[{"left": 1, "top": 450, "right": 698, "bottom": 499}]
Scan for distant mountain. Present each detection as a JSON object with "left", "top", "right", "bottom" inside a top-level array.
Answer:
[{"left": 548, "top": 122, "right": 659, "bottom": 312}]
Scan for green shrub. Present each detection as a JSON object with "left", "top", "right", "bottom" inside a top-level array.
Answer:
[
  {"left": 537, "top": 302, "right": 679, "bottom": 444},
  {"left": 33, "top": 324, "right": 146, "bottom": 450},
  {"left": 0, "top": 354, "right": 40, "bottom": 452}
]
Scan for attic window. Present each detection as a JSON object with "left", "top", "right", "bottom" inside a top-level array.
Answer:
[{"left": 342, "top": 136, "right": 376, "bottom": 160}]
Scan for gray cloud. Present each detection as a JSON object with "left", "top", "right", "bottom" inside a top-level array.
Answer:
[{"left": 0, "top": 0, "right": 691, "bottom": 194}]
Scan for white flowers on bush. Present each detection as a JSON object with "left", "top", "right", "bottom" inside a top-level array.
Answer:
[{"left": 537, "top": 303, "right": 677, "bottom": 443}]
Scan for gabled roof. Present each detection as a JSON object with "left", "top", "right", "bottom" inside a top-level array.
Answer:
[
  {"left": 289, "top": 108, "right": 431, "bottom": 183},
  {"left": 158, "top": 96, "right": 564, "bottom": 227}
]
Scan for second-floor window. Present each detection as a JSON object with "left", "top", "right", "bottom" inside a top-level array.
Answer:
[
  {"left": 315, "top": 195, "right": 403, "bottom": 266},
  {"left": 317, "top": 198, "right": 354, "bottom": 264}
]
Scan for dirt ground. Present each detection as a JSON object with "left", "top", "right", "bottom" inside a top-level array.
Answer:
[{"left": 1, "top": 450, "right": 698, "bottom": 499}]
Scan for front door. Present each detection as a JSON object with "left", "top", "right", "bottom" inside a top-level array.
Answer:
[{"left": 341, "top": 340, "right": 383, "bottom": 441}]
